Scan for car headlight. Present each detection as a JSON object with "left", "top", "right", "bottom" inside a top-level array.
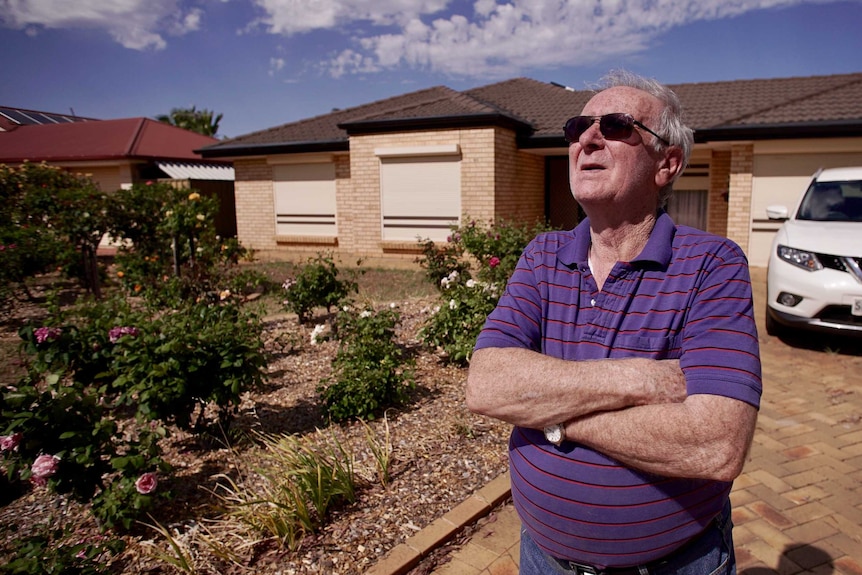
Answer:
[{"left": 777, "top": 245, "right": 823, "bottom": 271}]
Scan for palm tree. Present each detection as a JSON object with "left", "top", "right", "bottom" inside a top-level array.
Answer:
[{"left": 156, "top": 106, "right": 223, "bottom": 137}]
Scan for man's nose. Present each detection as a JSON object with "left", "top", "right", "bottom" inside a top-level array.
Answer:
[{"left": 579, "top": 119, "right": 604, "bottom": 147}]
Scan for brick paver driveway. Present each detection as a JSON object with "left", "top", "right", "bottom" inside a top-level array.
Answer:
[{"left": 732, "top": 267, "right": 862, "bottom": 572}]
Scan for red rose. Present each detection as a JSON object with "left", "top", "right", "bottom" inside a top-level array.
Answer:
[{"left": 489, "top": 256, "right": 501, "bottom": 268}]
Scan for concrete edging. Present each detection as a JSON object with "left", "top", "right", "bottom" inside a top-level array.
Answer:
[{"left": 365, "top": 472, "right": 512, "bottom": 575}]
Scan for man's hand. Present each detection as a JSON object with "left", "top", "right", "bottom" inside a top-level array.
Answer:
[{"left": 640, "top": 359, "right": 688, "bottom": 405}]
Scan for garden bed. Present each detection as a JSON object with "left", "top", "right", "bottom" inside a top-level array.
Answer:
[{"left": 0, "top": 268, "right": 511, "bottom": 574}]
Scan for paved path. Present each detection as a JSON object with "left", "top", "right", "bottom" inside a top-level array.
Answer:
[{"left": 370, "top": 267, "right": 862, "bottom": 574}]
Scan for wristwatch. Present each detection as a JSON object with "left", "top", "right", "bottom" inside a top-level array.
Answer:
[{"left": 544, "top": 423, "right": 565, "bottom": 446}]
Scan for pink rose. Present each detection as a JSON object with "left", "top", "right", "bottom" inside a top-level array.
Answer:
[
  {"left": 135, "top": 472, "right": 158, "bottom": 495},
  {"left": 488, "top": 256, "right": 501, "bottom": 268},
  {"left": 108, "top": 326, "right": 139, "bottom": 344},
  {"left": 30, "top": 454, "right": 60, "bottom": 486},
  {"left": 0, "top": 432, "right": 22, "bottom": 452},
  {"left": 34, "top": 327, "right": 62, "bottom": 344}
]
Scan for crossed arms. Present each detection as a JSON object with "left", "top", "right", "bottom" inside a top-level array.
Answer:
[{"left": 466, "top": 347, "right": 757, "bottom": 482}]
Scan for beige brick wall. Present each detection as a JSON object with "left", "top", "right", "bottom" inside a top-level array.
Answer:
[
  {"left": 707, "top": 150, "right": 731, "bottom": 237},
  {"left": 727, "top": 144, "right": 754, "bottom": 253},
  {"left": 234, "top": 158, "right": 276, "bottom": 252},
  {"left": 493, "top": 128, "right": 545, "bottom": 225}
]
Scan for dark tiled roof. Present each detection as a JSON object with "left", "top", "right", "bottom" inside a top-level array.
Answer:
[
  {"left": 218, "top": 86, "right": 466, "bottom": 148},
  {"left": 200, "top": 72, "right": 862, "bottom": 157},
  {"left": 669, "top": 73, "right": 862, "bottom": 127},
  {"left": 0, "top": 117, "right": 224, "bottom": 163}
]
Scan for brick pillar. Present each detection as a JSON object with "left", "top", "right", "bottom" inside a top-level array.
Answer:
[
  {"left": 727, "top": 144, "right": 754, "bottom": 253},
  {"left": 708, "top": 150, "right": 731, "bottom": 237},
  {"left": 234, "top": 159, "right": 276, "bottom": 251}
]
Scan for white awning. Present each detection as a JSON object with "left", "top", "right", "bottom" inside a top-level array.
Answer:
[{"left": 156, "top": 161, "right": 234, "bottom": 181}]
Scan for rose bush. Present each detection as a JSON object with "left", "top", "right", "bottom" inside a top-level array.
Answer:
[{"left": 416, "top": 218, "right": 555, "bottom": 364}]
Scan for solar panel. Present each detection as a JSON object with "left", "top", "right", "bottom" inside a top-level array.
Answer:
[
  {"left": 0, "top": 106, "right": 96, "bottom": 125},
  {"left": 0, "top": 109, "right": 34, "bottom": 124}
]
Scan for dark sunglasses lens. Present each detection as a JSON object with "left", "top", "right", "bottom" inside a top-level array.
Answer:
[
  {"left": 564, "top": 117, "right": 592, "bottom": 143},
  {"left": 599, "top": 114, "right": 634, "bottom": 140},
  {"left": 564, "top": 114, "right": 635, "bottom": 143}
]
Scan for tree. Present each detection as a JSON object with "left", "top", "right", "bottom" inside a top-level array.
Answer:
[{"left": 155, "top": 106, "right": 222, "bottom": 137}]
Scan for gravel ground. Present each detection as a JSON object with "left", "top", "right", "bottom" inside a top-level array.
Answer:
[{"left": 0, "top": 294, "right": 511, "bottom": 574}]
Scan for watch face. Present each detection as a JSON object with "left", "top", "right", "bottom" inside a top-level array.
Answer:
[{"left": 544, "top": 425, "right": 563, "bottom": 444}]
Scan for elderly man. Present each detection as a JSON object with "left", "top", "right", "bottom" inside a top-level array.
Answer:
[{"left": 467, "top": 71, "right": 761, "bottom": 574}]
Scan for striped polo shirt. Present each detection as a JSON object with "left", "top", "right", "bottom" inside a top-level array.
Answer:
[{"left": 474, "top": 213, "right": 762, "bottom": 568}]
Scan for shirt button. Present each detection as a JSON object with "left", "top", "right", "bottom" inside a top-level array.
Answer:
[{"left": 590, "top": 298, "right": 596, "bottom": 306}]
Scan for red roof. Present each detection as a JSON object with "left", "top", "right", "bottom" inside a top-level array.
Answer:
[{"left": 0, "top": 117, "right": 221, "bottom": 163}]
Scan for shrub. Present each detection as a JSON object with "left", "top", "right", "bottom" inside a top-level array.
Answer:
[
  {"left": 110, "top": 301, "right": 267, "bottom": 430},
  {"left": 420, "top": 273, "right": 501, "bottom": 365},
  {"left": 416, "top": 218, "right": 555, "bottom": 364},
  {"left": 282, "top": 253, "right": 360, "bottom": 325},
  {"left": 2, "top": 297, "right": 265, "bottom": 531},
  {"left": 0, "top": 163, "right": 101, "bottom": 303},
  {"left": 318, "top": 306, "right": 414, "bottom": 421},
  {"left": 0, "top": 522, "right": 125, "bottom": 575},
  {"left": 110, "top": 183, "right": 262, "bottom": 309}
]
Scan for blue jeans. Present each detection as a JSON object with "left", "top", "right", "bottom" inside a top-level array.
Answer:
[{"left": 519, "top": 501, "right": 736, "bottom": 575}]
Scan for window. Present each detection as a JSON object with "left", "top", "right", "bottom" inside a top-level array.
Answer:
[
  {"left": 272, "top": 163, "right": 336, "bottom": 237},
  {"left": 377, "top": 146, "right": 461, "bottom": 242},
  {"left": 667, "top": 189, "right": 707, "bottom": 230}
]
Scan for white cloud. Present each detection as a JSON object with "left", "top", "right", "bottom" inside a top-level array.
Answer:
[
  {"left": 268, "top": 56, "right": 285, "bottom": 76},
  {"left": 0, "top": 0, "right": 203, "bottom": 50},
  {"left": 0, "top": 0, "right": 844, "bottom": 74},
  {"left": 273, "top": 0, "right": 834, "bottom": 78},
  {"left": 249, "top": 0, "right": 451, "bottom": 35}
]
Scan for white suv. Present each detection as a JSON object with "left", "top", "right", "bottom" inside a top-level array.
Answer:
[{"left": 765, "top": 167, "right": 862, "bottom": 337}]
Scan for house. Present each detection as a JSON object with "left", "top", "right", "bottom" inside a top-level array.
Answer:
[
  {"left": 197, "top": 73, "right": 862, "bottom": 267},
  {"left": 0, "top": 113, "right": 237, "bottom": 237}
]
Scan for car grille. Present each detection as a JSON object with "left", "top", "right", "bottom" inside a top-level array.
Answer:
[
  {"left": 818, "top": 253, "right": 862, "bottom": 283},
  {"left": 818, "top": 305, "right": 862, "bottom": 327}
]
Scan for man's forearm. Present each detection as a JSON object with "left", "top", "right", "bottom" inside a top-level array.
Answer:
[
  {"left": 564, "top": 395, "right": 757, "bottom": 481},
  {"left": 466, "top": 347, "right": 687, "bottom": 428}
]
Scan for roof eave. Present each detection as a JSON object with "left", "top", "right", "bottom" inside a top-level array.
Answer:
[
  {"left": 197, "top": 140, "right": 350, "bottom": 159},
  {"left": 694, "top": 121, "right": 862, "bottom": 142},
  {"left": 338, "top": 113, "right": 533, "bottom": 135}
]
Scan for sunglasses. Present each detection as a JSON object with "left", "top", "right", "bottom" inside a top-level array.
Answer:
[{"left": 564, "top": 113, "right": 670, "bottom": 146}]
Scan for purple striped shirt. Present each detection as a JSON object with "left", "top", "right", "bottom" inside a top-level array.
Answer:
[{"left": 474, "top": 213, "right": 762, "bottom": 567}]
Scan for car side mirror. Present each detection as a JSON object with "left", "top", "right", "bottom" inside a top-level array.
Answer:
[{"left": 766, "top": 205, "right": 789, "bottom": 221}]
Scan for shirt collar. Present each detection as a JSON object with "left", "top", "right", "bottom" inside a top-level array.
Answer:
[{"left": 558, "top": 211, "right": 675, "bottom": 270}]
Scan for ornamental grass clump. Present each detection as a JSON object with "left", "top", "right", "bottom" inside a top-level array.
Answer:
[{"left": 213, "top": 430, "right": 357, "bottom": 551}]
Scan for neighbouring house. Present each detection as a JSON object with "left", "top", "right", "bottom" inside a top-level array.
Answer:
[
  {"left": 0, "top": 112, "right": 237, "bottom": 238},
  {"left": 198, "top": 73, "right": 862, "bottom": 267}
]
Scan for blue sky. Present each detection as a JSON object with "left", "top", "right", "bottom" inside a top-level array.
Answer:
[{"left": 2, "top": 0, "right": 861, "bottom": 139}]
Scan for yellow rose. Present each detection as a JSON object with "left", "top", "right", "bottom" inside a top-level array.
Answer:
[{"left": 188, "top": 192, "right": 201, "bottom": 201}]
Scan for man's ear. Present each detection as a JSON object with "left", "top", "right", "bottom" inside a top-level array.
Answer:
[{"left": 656, "top": 147, "right": 684, "bottom": 188}]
